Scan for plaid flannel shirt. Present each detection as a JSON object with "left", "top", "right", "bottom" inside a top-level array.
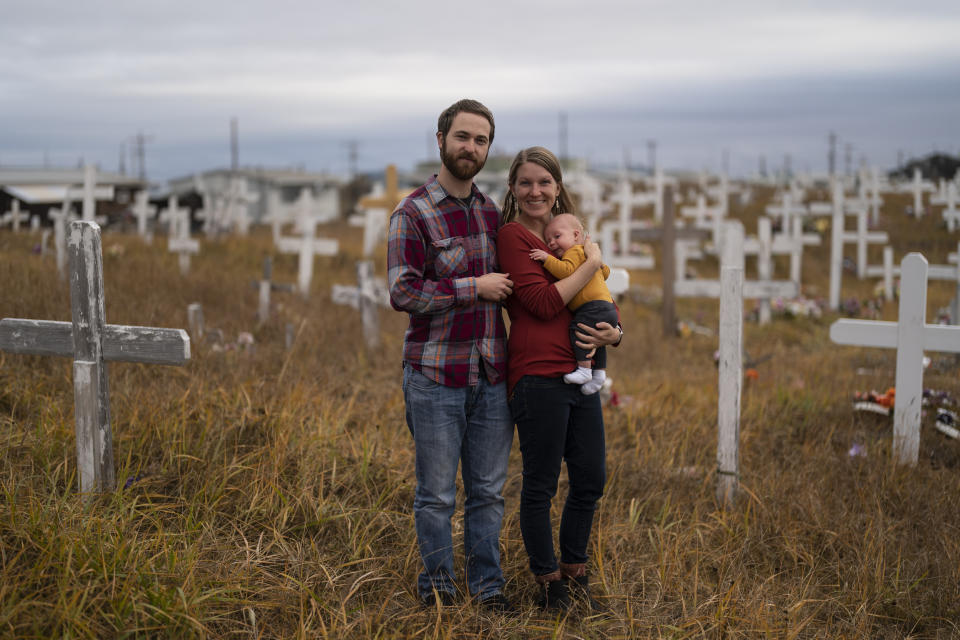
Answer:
[{"left": 387, "top": 176, "right": 507, "bottom": 388}]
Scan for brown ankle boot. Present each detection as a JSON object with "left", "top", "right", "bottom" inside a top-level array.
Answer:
[
  {"left": 535, "top": 571, "right": 571, "bottom": 611},
  {"left": 560, "top": 563, "right": 607, "bottom": 612}
]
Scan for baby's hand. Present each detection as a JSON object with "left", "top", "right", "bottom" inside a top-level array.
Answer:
[{"left": 529, "top": 249, "right": 550, "bottom": 262}]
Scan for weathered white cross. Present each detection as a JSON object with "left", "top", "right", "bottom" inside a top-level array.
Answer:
[
  {"left": 276, "top": 193, "right": 339, "bottom": 299},
  {"left": 163, "top": 196, "right": 198, "bottom": 276},
  {"left": 225, "top": 176, "right": 259, "bottom": 236},
  {"left": 940, "top": 183, "right": 960, "bottom": 232},
  {"left": 252, "top": 256, "right": 295, "bottom": 325},
  {"left": 900, "top": 168, "right": 935, "bottom": 217},
  {"left": 0, "top": 221, "right": 190, "bottom": 494},
  {"left": 830, "top": 253, "right": 960, "bottom": 465},
  {"left": 1, "top": 199, "right": 29, "bottom": 232},
  {"left": 132, "top": 191, "right": 157, "bottom": 243},
  {"left": 48, "top": 203, "right": 79, "bottom": 279},
  {"left": 675, "top": 220, "right": 797, "bottom": 308},
  {"left": 716, "top": 264, "right": 743, "bottom": 508},
  {"left": 829, "top": 179, "right": 889, "bottom": 309},
  {"left": 331, "top": 260, "right": 389, "bottom": 349}
]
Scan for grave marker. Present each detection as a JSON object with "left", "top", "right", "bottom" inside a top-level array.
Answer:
[
  {"left": 252, "top": 256, "right": 295, "bottom": 325},
  {"left": 0, "top": 221, "right": 190, "bottom": 494},
  {"left": 941, "top": 183, "right": 960, "bottom": 232},
  {"left": 1, "top": 199, "right": 29, "bottom": 232},
  {"left": 830, "top": 253, "right": 960, "bottom": 465},
  {"left": 276, "top": 194, "right": 339, "bottom": 299},
  {"left": 331, "top": 260, "right": 390, "bottom": 349},
  {"left": 716, "top": 265, "right": 743, "bottom": 508},
  {"left": 132, "top": 191, "right": 157, "bottom": 243},
  {"left": 163, "top": 196, "right": 198, "bottom": 276}
]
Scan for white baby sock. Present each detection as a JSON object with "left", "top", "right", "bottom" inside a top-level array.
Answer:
[
  {"left": 564, "top": 366, "right": 593, "bottom": 385},
  {"left": 580, "top": 369, "right": 606, "bottom": 395}
]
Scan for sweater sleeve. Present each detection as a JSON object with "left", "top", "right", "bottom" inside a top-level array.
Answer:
[
  {"left": 541, "top": 246, "right": 584, "bottom": 280},
  {"left": 497, "top": 224, "right": 567, "bottom": 321}
]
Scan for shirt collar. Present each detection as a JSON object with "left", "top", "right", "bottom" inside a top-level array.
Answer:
[{"left": 427, "top": 174, "right": 488, "bottom": 206}]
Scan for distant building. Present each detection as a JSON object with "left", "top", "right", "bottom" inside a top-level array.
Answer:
[
  {"left": 164, "top": 167, "right": 345, "bottom": 222},
  {"left": 0, "top": 166, "right": 145, "bottom": 224}
]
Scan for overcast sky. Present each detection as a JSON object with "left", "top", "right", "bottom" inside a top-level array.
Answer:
[{"left": 1, "top": 1, "right": 958, "bottom": 182}]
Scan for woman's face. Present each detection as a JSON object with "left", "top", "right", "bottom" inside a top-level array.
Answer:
[{"left": 510, "top": 162, "right": 559, "bottom": 224}]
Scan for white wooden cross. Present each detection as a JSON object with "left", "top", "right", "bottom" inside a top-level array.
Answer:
[
  {"left": 716, "top": 264, "right": 743, "bottom": 508},
  {"left": 132, "top": 191, "right": 157, "bottom": 243},
  {"left": 252, "top": 256, "right": 295, "bottom": 325},
  {"left": 940, "top": 183, "right": 960, "bottom": 232},
  {"left": 276, "top": 195, "right": 339, "bottom": 299},
  {"left": 225, "top": 176, "right": 259, "bottom": 236},
  {"left": 163, "top": 196, "right": 199, "bottom": 276},
  {"left": 193, "top": 175, "right": 225, "bottom": 238},
  {"left": 1, "top": 199, "right": 29, "bottom": 232},
  {"left": 865, "top": 246, "right": 900, "bottom": 301},
  {"left": 605, "top": 173, "right": 657, "bottom": 267},
  {"left": 829, "top": 179, "right": 889, "bottom": 309},
  {"left": 565, "top": 170, "right": 610, "bottom": 239},
  {"left": 680, "top": 193, "right": 726, "bottom": 255},
  {"left": 331, "top": 260, "right": 390, "bottom": 349},
  {"left": 675, "top": 221, "right": 798, "bottom": 305},
  {"left": 764, "top": 189, "right": 808, "bottom": 238},
  {"left": 830, "top": 253, "right": 960, "bottom": 465},
  {"left": 742, "top": 217, "right": 785, "bottom": 324},
  {"left": 48, "top": 203, "right": 79, "bottom": 279},
  {"left": 901, "top": 168, "right": 935, "bottom": 217},
  {"left": 0, "top": 221, "right": 190, "bottom": 494}
]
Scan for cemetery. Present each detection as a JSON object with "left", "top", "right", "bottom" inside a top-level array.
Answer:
[{"left": 2, "top": 159, "right": 960, "bottom": 637}]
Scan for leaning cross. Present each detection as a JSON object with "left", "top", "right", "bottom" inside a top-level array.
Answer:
[
  {"left": 830, "top": 253, "right": 960, "bottom": 465},
  {"left": 0, "top": 221, "right": 190, "bottom": 494}
]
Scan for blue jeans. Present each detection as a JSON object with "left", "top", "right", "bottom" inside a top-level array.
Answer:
[
  {"left": 402, "top": 364, "right": 513, "bottom": 600},
  {"left": 509, "top": 375, "right": 606, "bottom": 577}
]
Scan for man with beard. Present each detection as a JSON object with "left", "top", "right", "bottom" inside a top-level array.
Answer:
[{"left": 387, "top": 99, "right": 515, "bottom": 611}]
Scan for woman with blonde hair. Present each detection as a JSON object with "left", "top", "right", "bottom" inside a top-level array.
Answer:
[{"left": 497, "top": 146, "right": 622, "bottom": 611}]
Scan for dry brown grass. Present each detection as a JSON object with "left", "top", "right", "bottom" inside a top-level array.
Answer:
[{"left": 1, "top": 191, "right": 959, "bottom": 638}]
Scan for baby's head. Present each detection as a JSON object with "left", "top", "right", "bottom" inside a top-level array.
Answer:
[{"left": 544, "top": 213, "right": 584, "bottom": 256}]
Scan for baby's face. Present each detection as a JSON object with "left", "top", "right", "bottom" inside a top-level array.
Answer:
[{"left": 545, "top": 221, "right": 580, "bottom": 256}]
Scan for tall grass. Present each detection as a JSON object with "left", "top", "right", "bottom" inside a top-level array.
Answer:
[{"left": 2, "top": 190, "right": 959, "bottom": 638}]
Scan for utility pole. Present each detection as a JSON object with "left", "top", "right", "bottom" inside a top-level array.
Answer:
[
  {"left": 230, "top": 117, "right": 239, "bottom": 172},
  {"left": 647, "top": 139, "right": 657, "bottom": 176},
  {"left": 129, "top": 131, "right": 154, "bottom": 182},
  {"left": 558, "top": 111, "right": 568, "bottom": 163},
  {"left": 343, "top": 140, "right": 359, "bottom": 180},
  {"left": 828, "top": 131, "right": 837, "bottom": 177}
]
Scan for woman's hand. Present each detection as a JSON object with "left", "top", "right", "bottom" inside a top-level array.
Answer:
[
  {"left": 582, "top": 234, "right": 602, "bottom": 270},
  {"left": 574, "top": 321, "right": 621, "bottom": 351}
]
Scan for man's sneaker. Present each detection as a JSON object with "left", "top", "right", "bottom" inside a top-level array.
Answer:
[
  {"left": 420, "top": 590, "right": 457, "bottom": 608},
  {"left": 477, "top": 593, "right": 515, "bottom": 612},
  {"left": 539, "top": 579, "right": 572, "bottom": 611},
  {"left": 568, "top": 575, "right": 608, "bottom": 613}
]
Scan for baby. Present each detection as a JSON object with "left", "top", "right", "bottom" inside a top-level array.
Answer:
[{"left": 529, "top": 213, "right": 619, "bottom": 395}]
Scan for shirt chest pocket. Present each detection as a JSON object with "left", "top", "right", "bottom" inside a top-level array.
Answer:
[{"left": 431, "top": 236, "right": 469, "bottom": 277}]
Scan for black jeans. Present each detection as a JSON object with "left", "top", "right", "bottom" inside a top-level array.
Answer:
[{"left": 509, "top": 375, "right": 606, "bottom": 577}]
